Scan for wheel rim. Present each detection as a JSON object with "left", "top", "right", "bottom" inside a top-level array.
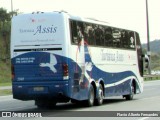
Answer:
[
  {"left": 98, "top": 85, "right": 104, "bottom": 104},
  {"left": 132, "top": 85, "right": 134, "bottom": 93},
  {"left": 131, "top": 85, "right": 134, "bottom": 97},
  {"left": 88, "top": 85, "right": 95, "bottom": 106},
  {"left": 99, "top": 89, "right": 103, "bottom": 102},
  {"left": 89, "top": 87, "right": 94, "bottom": 104}
]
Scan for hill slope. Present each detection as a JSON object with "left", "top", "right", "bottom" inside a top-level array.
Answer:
[
  {"left": 142, "top": 39, "right": 160, "bottom": 70},
  {"left": 142, "top": 39, "right": 160, "bottom": 54}
]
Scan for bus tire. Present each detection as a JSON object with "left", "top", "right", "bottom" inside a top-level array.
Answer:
[
  {"left": 124, "top": 83, "right": 135, "bottom": 100},
  {"left": 87, "top": 84, "right": 95, "bottom": 107},
  {"left": 35, "top": 100, "right": 45, "bottom": 108},
  {"left": 71, "top": 99, "right": 80, "bottom": 104},
  {"left": 95, "top": 84, "right": 104, "bottom": 105},
  {"left": 35, "top": 100, "right": 57, "bottom": 109},
  {"left": 45, "top": 102, "right": 57, "bottom": 109}
]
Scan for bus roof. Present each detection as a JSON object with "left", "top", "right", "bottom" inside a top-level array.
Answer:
[{"left": 13, "top": 11, "right": 137, "bottom": 32}]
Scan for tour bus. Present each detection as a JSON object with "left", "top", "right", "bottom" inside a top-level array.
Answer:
[{"left": 11, "top": 11, "right": 144, "bottom": 108}]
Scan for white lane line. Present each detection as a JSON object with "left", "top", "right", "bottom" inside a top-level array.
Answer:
[
  {"left": 0, "top": 106, "right": 36, "bottom": 111},
  {"left": 0, "top": 95, "right": 14, "bottom": 102},
  {"left": 145, "top": 80, "right": 160, "bottom": 83},
  {"left": 138, "top": 117, "right": 149, "bottom": 120},
  {"left": 136, "top": 95, "right": 160, "bottom": 101}
]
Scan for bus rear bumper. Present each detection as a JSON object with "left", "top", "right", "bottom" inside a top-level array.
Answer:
[{"left": 12, "top": 81, "right": 69, "bottom": 101}]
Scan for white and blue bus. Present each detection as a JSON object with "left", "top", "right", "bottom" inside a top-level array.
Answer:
[{"left": 11, "top": 11, "right": 144, "bottom": 108}]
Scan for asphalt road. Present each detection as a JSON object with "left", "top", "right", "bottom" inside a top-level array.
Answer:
[{"left": 0, "top": 80, "right": 160, "bottom": 119}]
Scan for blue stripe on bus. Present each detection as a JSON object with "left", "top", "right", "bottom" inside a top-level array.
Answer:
[{"left": 12, "top": 52, "right": 140, "bottom": 100}]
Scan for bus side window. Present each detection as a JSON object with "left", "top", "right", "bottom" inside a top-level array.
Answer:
[
  {"left": 136, "top": 32, "right": 143, "bottom": 76},
  {"left": 77, "top": 22, "right": 84, "bottom": 42},
  {"left": 70, "top": 20, "right": 78, "bottom": 44},
  {"left": 83, "top": 23, "right": 91, "bottom": 45},
  {"left": 104, "top": 27, "right": 113, "bottom": 47},
  {"left": 129, "top": 31, "right": 135, "bottom": 49},
  {"left": 95, "top": 25, "right": 102, "bottom": 46},
  {"left": 121, "top": 30, "right": 130, "bottom": 48},
  {"left": 112, "top": 28, "right": 121, "bottom": 48},
  {"left": 136, "top": 32, "right": 141, "bottom": 49},
  {"left": 87, "top": 24, "right": 95, "bottom": 45}
]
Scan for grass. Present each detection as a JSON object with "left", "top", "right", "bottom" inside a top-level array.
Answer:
[
  {"left": 0, "top": 82, "right": 11, "bottom": 87},
  {"left": 0, "top": 77, "right": 159, "bottom": 96},
  {"left": 0, "top": 89, "right": 12, "bottom": 96},
  {"left": 0, "top": 61, "right": 11, "bottom": 83},
  {"left": 0, "top": 55, "right": 159, "bottom": 96},
  {"left": 0, "top": 78, "right": 159, "bottom": 96},
  {"left": 144, "top": 76, "right": 160, "bottom": 81}
]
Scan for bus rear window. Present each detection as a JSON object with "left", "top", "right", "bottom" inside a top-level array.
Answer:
[{"left": 70, "top": 19, "right": 135, "bottom": 50}]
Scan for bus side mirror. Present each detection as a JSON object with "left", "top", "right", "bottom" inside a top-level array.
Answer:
[
  {"left": 143, "top": 54, "right": 150, "bottom": 69},
  {"left": 145, "top": 54, "right": 149, "bottom": 66}
]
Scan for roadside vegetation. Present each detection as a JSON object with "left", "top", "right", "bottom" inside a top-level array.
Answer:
[
  {"left": 0, "top": 8, "right": 19, "bottom": 85},
  {"left": 0, "top": 89, "right": 12, "bottom": 96},
  {"left": 0, "top": 7, "right": 160, "bottom": 96}
]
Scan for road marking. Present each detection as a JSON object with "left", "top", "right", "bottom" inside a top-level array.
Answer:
[
  {"left": 0, "top": 95, "right": 13, "bottom": 102},
  {"left": 0, "top": 106, "right": 35, "bottom": 111},
  {"left": 138, "top": 117, "right": 149, "bottom": 120},
  {"left": 0, "top": 86, "right": 12, "bottom": 90},
  {"left": 144, "top": 80, "right": 160, "bottom": 86},
  {"left": 137, "top": 95, "right": 160, "bottom": 101},
  {"left": 145, "top": 80, "right": 160, "bottom": 83}
]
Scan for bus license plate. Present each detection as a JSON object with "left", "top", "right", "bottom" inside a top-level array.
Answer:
[{"left": 33, "top": 87, "right": 44, "bottom": 92}]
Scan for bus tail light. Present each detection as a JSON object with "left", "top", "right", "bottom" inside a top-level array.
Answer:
[
  {"left": 63, "top": 63, "right": 69, "bottom": 80},
  {"left": 11, "top": 64, "right": 15, "bottom": 80}
]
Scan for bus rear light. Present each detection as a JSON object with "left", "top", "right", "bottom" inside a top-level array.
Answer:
[
  {"left": 11, "top": 64, "right": 15, "bottom": 80},
  {"left": 63, "top": 63, "right": 69, "bottom": 79}
]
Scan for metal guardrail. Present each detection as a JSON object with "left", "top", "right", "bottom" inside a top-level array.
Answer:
[
  {"left": 0, "top": 86, "right": 12, "bottom": 90},
  {"left": 143, "top": 75, "right": 160, "bottom": 81}
]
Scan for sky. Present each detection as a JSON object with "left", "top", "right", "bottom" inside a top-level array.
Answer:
[{"left": 0, "top": 0, "right": 160, "bottom": 43}]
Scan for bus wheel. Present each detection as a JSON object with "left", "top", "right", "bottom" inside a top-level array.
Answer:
[
  {"left": 71, "top": 99, "right": 80, "bottom": 105},
  {"left": 35, "top": 100, "right": 57, "bottom": 109},
  {"left": 124, "top": 83, "right": 135, "bottom": 100},
  {"left": 95, "top": 84, "right": 104, "bottom": 105},
  {"left": 35, "top": 100, "right": 45, "bottom": 108},
  {"left": 46, "top": 101, "right": 57, "bottom": 109},
  {"left": 87, "top": 84, "right": 95, "bottom": 107}
]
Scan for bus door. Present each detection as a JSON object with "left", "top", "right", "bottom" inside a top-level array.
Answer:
[{"left": 135, "top": 32, "right": 143, "bottom": 76}]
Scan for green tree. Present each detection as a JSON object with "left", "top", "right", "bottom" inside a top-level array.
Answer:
[{"left": 0, "top": 8, "right": 12, "bottom": 62}]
